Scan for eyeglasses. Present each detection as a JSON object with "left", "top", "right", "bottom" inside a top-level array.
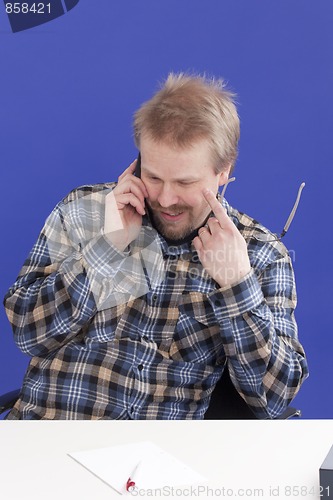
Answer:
[{"left": 221, "top": 177, "right": 306, "bottom": 242}]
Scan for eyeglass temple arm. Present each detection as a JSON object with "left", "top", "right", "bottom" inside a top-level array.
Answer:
[
  {"left": 220, "top": 177, "right": 236, "bottom": 201},
  {"left": 281, "top": 182, "right": 306, "bottom": 237}
]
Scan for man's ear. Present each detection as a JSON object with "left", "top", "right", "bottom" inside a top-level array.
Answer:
[{"left": 218, "top": 165, "right": 231, "bottom": 187}]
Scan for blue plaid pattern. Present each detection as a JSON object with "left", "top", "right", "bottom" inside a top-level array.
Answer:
[{"left": 3, "top": 183, "right": 308, "bottom": 419}]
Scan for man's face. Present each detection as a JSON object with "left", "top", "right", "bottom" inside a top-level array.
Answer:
[{"left": 140, "top": 136, "right": 229, "bottom": 241}]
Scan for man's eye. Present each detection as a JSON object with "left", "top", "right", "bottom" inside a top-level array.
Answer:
[{"left": 179, "top": 181, "right": 196, "bottom": 186}]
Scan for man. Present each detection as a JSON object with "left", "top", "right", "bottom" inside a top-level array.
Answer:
[{"left": 4, "top": 73, "right": 308, "bottom": 419}]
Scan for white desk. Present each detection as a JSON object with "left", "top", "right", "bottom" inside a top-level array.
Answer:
[{"left": 0, "top": 420, "right": 332, "bottom": 500}]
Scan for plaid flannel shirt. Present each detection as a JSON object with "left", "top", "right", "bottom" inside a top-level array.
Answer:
[{"left": 4, "top": 182, "right": 308, "bottom": 419}]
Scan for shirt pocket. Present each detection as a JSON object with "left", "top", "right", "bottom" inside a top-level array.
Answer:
[{"left": 169, "top": 291, "right": 225, "bottom": 365}]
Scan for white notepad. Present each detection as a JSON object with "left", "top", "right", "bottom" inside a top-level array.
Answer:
[{"left": 68, "top": 440, "right": 207, "bottom": 495}]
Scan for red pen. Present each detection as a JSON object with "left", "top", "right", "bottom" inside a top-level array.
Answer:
[{"left": 126, "top": 461, "right": 142, "bottom": 493}]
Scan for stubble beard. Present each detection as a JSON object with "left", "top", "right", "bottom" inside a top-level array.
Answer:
[{"left": 146, "top": 201, "right": 210, "bottom": 242}]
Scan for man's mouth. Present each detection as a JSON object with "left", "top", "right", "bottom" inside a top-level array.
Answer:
[{"left": 159, "top": 211, "right": 185, "bottom": 222}]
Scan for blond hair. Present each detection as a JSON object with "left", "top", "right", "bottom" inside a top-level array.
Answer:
[{"left": 133, "top": 73, "right": 240, "bottom": 173}]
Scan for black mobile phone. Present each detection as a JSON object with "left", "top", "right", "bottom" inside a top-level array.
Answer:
[
  {"left": 134, "top": 153, "right": 141, "bottom": 178},
  {"left": 134, "top": 153, "right": 146, "bottom": 211}
]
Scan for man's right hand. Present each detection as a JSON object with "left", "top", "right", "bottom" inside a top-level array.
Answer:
[{"left": 104, "top": 159, "right": 149, "bottom": 252}]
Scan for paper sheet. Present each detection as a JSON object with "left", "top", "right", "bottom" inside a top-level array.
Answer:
[{"left": 68, "top": 440, "right": 207, "bottom": 495}]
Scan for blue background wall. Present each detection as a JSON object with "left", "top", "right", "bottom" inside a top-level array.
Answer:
[{"left": 0, "top": 0, "right": 332, "bottom": 418}]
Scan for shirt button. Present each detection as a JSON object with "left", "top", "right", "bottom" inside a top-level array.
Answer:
[
  {"left": 214, "top": 299, "right": 222, "bottom": 307},
  {"left": 138, "top": 364, "right": 144, "bottom": 371},
  {"left": 152, "top": 294, "right": 158, "bottom": 303}
]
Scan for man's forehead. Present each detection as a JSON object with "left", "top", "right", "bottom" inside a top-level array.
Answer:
[{"left": 140, "top": 137, "right": 214, "bottom": 170}]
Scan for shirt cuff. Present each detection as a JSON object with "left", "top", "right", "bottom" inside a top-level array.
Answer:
[
  {"left": 81, "top": 230, "right": 130, "bottom": 278},
  {"left": 207, "top": 269, "right": 264, "bottom": 320}
]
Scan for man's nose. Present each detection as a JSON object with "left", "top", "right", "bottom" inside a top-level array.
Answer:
[{"left": 157, "top": 184, "right": 179, "bottom": 208}]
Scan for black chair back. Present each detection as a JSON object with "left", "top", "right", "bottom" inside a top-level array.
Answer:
[{"left": 204, "top": 368, "right": 256, "bottom": 419}]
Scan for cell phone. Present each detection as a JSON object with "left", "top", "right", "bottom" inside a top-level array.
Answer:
[
  {"left": 134, "top": 153, "right": 146, "bottom": 212},
  {"left": 134, "top": 153, "right": 141, "bottom": 178}
]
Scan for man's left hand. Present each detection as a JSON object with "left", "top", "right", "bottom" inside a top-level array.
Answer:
[{"left": 192, "top": 188, "right": 251, "bottom": 288}]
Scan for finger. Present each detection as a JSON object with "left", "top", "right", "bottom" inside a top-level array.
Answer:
[
  {"left": 117, "top": 160, "right": 149, "bottom": 199},
  {"left": 118, "top": 160, "right": 149, "bottom": 198},
  {"left": 118, "top": 159, "right": 137, "bottom": 182},
  {"left": 116, "top": 193, "right": 146, "bottom": 215},
  {"left": 203, "top": 188, "right": 233, "bottom": 228},
  {"left": 192, "top": 235, "right": 203, "bottom": 254},
  {"left": 118, "top": 178, "right": 148, "bottom": 205},
  {"left": 207, "top": 217, "right": 222, "bottom": 234},
  {"left": 130, "top": 177, "right": 149, "bottom": 199},
  {"left": 197, "top": 226, "right": 211, "bottom": 243}
]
